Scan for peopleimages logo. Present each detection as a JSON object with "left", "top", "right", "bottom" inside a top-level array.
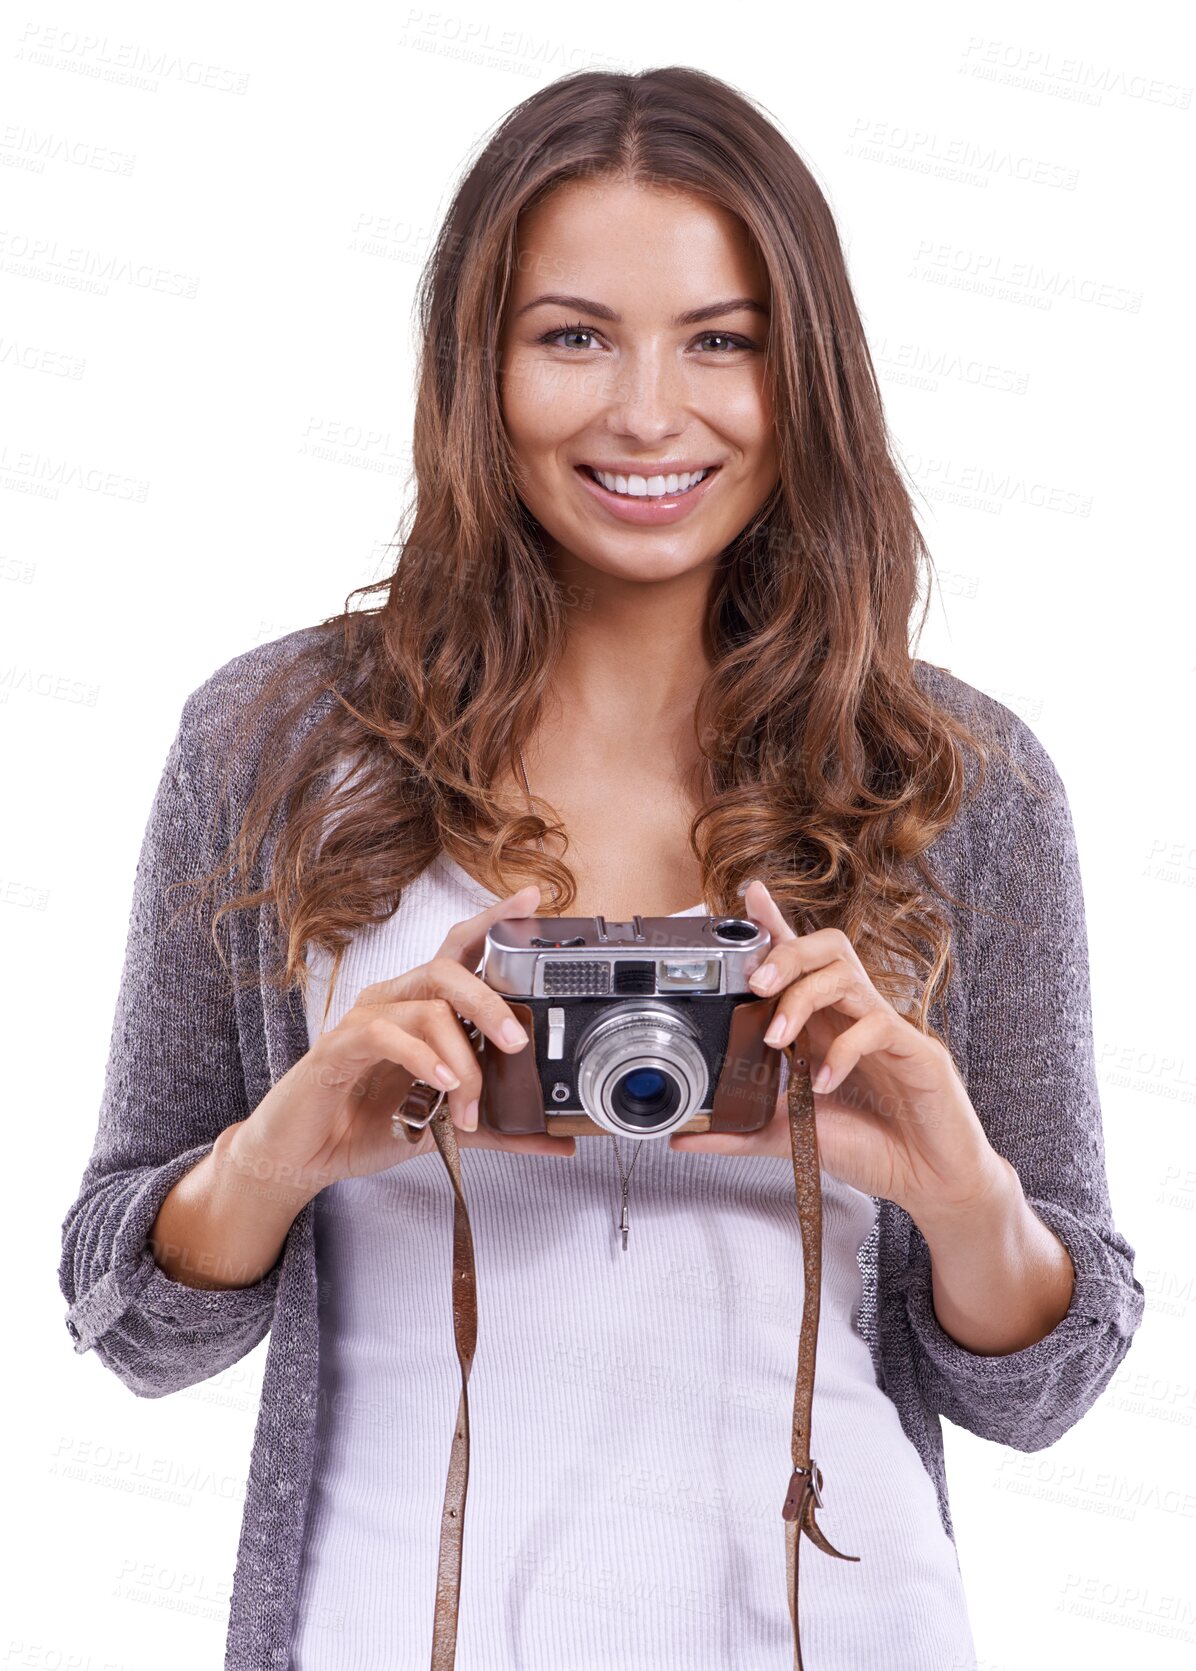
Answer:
[
  {"left": 959, "top": 37, "right": 1192, "bottom": 109},
  {"left": 909, "top": 242, "right": 1144, "bottom": 313},
  {"left": 993, "top": 1454, "right": 1196, "bottom": 1521}
]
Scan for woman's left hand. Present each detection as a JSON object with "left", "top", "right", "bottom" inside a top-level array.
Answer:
[{"left": 669, "top": 880, "right": 1006, "bottom": 1220}]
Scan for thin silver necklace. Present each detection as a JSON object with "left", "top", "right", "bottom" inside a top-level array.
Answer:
[{"left": 516, "top": 745, "right": 644, "bottom": 1251}]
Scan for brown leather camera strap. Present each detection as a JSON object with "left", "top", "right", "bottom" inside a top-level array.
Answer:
[
  {"left": 779, "top": 1042, "right": 861, "bottom": 1667},
  {"left": 395, "top": 1035, "right": 858, "bottom": 1670}
]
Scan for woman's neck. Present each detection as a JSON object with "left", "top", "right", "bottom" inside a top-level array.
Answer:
[{"left": 542, "top": 558, "right": 715, "bottom": 739}]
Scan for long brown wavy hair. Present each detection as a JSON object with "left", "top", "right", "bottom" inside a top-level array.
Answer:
[{"left": 181, "top": 65, "right": 1030, "bottom": 1042}]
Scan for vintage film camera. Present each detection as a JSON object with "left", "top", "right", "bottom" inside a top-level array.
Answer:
[{"left": 473, "top": 913, "right": 784, "bottom": 1139}]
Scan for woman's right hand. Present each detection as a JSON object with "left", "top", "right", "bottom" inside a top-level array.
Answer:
[{"left": 229, "top": 883, "right": 576, "bottom": 1199}]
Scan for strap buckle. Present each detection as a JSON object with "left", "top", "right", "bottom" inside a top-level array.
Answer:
[
  {"left": 781, "top": 1459, "right": 824, "bottom": 1521},
  {"left": 391, "top": 1081, "right": 447, "bottom": 1139}
]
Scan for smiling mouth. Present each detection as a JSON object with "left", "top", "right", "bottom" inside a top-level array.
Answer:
[{"left": 578, "top": 464, "right": 719, "bottom": 500}]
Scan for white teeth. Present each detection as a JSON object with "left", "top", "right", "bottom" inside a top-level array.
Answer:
[{"left": 588, "top": 467, "right": 712, "bottom": 498}]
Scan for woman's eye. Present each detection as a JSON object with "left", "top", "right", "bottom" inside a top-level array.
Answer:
[
  {"left": 697, "top": 331, "right": 754, "bottom": 353},
  {"left": 538, "top": 322, "right": 598, "bottom": 350}
]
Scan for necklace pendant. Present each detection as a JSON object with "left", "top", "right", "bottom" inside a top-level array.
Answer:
[{"left": 619, "top": 1197, "right": 630, "bottom": 1252}]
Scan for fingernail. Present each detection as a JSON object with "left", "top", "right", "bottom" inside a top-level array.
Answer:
[
  {"left": 435, "top": 1063, "right": 460, "bottom": 1088},
  {"left": 813, "top": 1064, "right": 832, "bottom": 1092},
  {"left": 465, "top": 1099, "right": 479, "bottom": 1129},
  {"left": 502, "top": 1019, "right": 529, "bottom": 1048},
  {"left": 749, "top": 963, "right": 778, "bottom": 992},
  {"left": 764, "top": 1015, "right": 787, "bottom": 1046}
]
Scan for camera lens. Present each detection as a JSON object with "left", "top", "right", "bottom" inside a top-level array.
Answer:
[
  {"left": 574, "top": 1002, "right": 708, "bottom": 1139},
  {"left": 610, "top": 1066, "right": 681, "bottom": 1131}
]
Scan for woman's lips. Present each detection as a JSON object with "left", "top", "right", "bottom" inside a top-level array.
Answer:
[{"left": 573, "top": 464, "right": 721, "bottom": 525}]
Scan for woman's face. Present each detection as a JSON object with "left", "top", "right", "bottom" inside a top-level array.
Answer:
[{"left": 498, "top": 176, "right": 779, "bottom": 586}]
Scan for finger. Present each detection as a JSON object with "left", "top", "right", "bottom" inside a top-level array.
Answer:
[
  {"left": 811, "top": 1008, "right": 924, "bottom": 1097},
  {"left": 761, "top": 957, "right": 883, "bottom": 1050},
  {"left": 354, "top": 885, "right": 540, "bottom": 999},
  {"left": 357, "top": 882, "right": 541, "bottom": 1055},
  {"left": 435, "top": 883, "right": 543, "bottom": 968},
  {"left": 342, "top": 1047, "right": 481, "bottom": 1139},
  {"left": 358, "top": 962, "right": 533, "bottom": 1062},
  {"left": 740, "top": 878, "right": 799, "bottom": 945},
  {"left": 747, "top": 921, "right": 870, "bottom": 999},
  {"left": 350, "top": 1002, "right": 487, "bottom": 1136},
  {"left": 326, "top": 1014, "right": 464, "bottom": 1100},
  {"left": 415, "top": 970, "right": 534, "bottom": 1062},
  {"left": 420, "top": 1007, "right": 485, "bottom": 1129}
]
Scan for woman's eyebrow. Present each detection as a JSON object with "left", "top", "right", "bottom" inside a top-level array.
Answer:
[{"left": 514, "top": 293, "right": 769, "bottom": 325}]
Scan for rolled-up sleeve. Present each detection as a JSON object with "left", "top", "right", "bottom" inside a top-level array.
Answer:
[
  {"left": 900, "top": 723, "right": 1145, "bottom": 1448},
  {"left": 58, "top": 696, "right": 282, "bottom": 1398}
]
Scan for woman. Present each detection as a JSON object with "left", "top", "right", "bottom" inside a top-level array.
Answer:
[{"left": 58, "top": 65, "right": 1144, "bottom": 1671}]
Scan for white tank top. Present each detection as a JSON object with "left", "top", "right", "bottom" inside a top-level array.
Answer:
[{"left": 288, "top": 846, "right": 977, "bottom": 1669}]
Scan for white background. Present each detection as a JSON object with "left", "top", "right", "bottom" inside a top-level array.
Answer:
[{"left": 4, "top": 2, "right": 1194, "bottom": 1667}]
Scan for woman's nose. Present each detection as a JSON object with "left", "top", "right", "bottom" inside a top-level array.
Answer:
[{"left": 600, "top": 345, "right": 688, "bottom": 436}]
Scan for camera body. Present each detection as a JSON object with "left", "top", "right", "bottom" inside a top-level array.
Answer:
[{"left": 475, "top": 912, "right": 783, "bottom": 1140}]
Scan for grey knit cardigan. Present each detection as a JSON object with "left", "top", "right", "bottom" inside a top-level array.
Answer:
[{"left": 58, "top": 624, "right": 1145, "bottom": 1670}]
